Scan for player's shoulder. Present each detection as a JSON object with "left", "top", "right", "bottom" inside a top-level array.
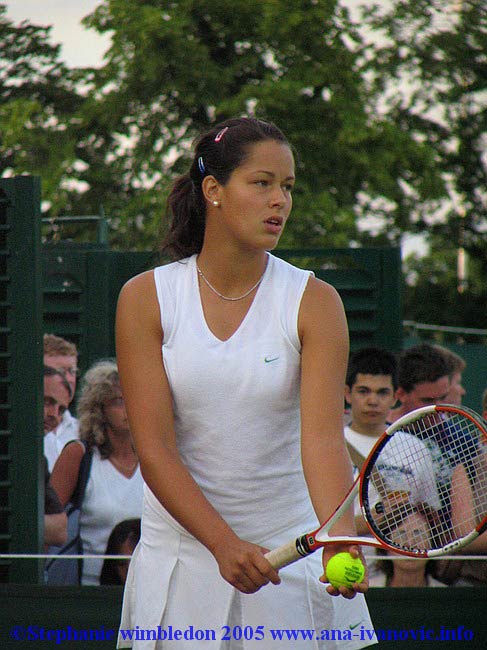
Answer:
[
  {"left": 118, "top": 269, "right": 156, "bottom": 307},
  {"left": 302, "top": 274, "right": 344, "bottom": 314},
  {"left": 117, "top": 269, "right": 163, "bottom": 333}
]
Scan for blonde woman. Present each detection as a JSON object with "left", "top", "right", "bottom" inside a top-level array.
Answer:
[{"left": 51, "top": 359, "right": 143, "bottom": 585}]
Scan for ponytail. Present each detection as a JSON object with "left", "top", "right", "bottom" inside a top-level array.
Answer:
[{"left": 162, "top": 172, "right": 205, "bottom": 259}]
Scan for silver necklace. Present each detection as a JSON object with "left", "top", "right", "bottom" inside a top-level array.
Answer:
[{"left": 196, "top": 260, "right": 266, "bottom": 301}]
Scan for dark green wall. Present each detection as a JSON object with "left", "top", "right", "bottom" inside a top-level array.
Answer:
[{"left": 0, "top": 585, "right": 485, "bottom": 649}]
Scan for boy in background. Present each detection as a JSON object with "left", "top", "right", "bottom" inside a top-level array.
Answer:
[{"left": 344, "top": 347, "right": 398, "bottom": 534}]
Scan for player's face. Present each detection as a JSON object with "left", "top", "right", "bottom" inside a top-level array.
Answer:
[
  {"left": 446, "top": 371, "right": 465, "bottom": 405},
  {"left": 396, "top": 375, "right": 450, "bottom": 413},
  {"left": 216, "top": 140, "right": 295, "bottom": 251},
  {"left": 345, "top": 373, "right": 396, "bottom": 430}
]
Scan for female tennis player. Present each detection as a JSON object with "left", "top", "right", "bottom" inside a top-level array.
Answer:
[{"left": 116, "top": 117, "right": 375, "bottom": 649}]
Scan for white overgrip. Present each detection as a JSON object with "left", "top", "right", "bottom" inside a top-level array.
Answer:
[{"left": 264, "top": 539, "right": 305, "bottom": 570}]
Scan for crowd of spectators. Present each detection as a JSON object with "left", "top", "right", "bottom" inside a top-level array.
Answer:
[{"left": 42, "top": 335, "right": 486, "bottom": 588}]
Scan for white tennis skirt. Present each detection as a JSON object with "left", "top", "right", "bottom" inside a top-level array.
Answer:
[{"left": 117, "top": 486, "right": 376, "bottom": 649}]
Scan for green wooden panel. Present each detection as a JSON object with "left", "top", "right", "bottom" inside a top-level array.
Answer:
[
  {"left": 0, "top": 177, "right": 44, "bottom": 584},
  {"left": 275, "top": 248, "right": 403, "bottom": 352}
]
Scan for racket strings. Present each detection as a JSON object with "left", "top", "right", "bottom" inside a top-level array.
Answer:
[{"left": 363, "top": 410, "right": 487, "bottom": 554}]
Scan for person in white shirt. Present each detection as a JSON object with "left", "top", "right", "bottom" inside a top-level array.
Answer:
[
  {"left": 344, "top": 347, "right": 398, "bottom": 535},
  {"left": 344, "top": 349, "right": 441, "bottom": 546},
  {"left": 50, "top": 360, "right": 143, "bottom": 585},
  {"left": 43, "top": 334, "right": 80, "bottom": 471}
]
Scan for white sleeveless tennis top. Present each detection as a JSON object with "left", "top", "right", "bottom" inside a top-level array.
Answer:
[
  {"left": 154, "top": 253, "right": 316, "bottom": 542},
  {"left": 118, "top": 254, "right": 376, "bottom": 650}
]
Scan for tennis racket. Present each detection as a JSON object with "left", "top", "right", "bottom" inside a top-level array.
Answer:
[{"left": 265, "top": 404, "right": 487, "bottom": 570}]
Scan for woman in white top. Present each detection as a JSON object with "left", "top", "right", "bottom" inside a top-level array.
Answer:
[
  {"left": 115, "top": 117, "right": 375, "bottom": 648},
  {"left": 51, "top": 360, "right": 143, "bottom": 585}
]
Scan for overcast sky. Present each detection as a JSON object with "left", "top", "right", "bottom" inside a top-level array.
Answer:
[
  {"left": 5, "top": 0, "right": 110, "bottom": 67},
  {"left": 5, "top": 1, "right": 366, "bottom": 68}
]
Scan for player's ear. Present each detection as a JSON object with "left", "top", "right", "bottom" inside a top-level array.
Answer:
[
  {"left": 202, "top": 175, "right": 222, "bottom": 205},
  {"left": 344, "top": 385, "right": 352, "bottom": 406}
]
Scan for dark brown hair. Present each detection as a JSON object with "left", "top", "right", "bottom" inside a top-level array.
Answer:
[{"left": 162, "top": 117, "right": 291, "bottom": 260}]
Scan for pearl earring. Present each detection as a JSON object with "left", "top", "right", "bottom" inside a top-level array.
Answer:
[{"left": 212, "top": 200, "right": 220, "bottom": 207}]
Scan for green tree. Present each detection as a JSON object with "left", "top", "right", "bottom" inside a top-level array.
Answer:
[
  {"left": 0, "top": 5, "right": 82, "bottom": 204},
  {"left": 360, "top": 0, "right": 487, "bottom": 325},
  {"left": 77, "top": 0, "right": 444, "bottom": 249}
]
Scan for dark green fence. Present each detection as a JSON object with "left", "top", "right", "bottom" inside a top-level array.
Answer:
[
  {"left": 42, "top": 246, "right": 403, "bottom": 378},
  {"left": 0, "top": 177, "right": 44, "bottom": 584}
]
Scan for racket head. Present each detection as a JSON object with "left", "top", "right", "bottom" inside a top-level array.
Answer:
[{"left": 359, "top": 404, "right": 487, "bottom": 557}]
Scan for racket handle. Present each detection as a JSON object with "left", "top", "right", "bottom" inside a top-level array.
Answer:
[{"left": 265, "top": 535, "right": 312, "bottom": 570}]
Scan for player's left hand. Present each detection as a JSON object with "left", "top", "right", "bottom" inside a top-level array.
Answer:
[{"left": 319, "top": 544, "right": 369, "bottom": 599}]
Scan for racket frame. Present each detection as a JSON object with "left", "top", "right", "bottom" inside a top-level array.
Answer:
[{"left": 265, "top": 404, "right": 487, "bottom": 569}]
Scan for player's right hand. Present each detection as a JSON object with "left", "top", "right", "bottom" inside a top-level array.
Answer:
[{"left": 212, "top": 535, "right": 281, "bottom": 594}]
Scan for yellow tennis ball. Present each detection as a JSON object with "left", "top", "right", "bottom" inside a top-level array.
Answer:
[{"left": 326, "top": 553, "right": 365, "bottom": 588}]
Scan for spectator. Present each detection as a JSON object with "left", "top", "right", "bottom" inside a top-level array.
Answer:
[
  {"left": 387, "top": 344, "right": 457, "bottom": 508},
  {"left": 344, "top": 347, "right": 398, "bottom": 535},
  {"left": 388, "top": 343, "right": 451, "bottom": 423},
  {"left": 389, "top": 344, "right": 485, "bottom": 584},
  {"left": 100, "top": 519, "right": 141, "bottom": 586},
  {"left": 434, "top": 344, "right": 466, "bottom": 405},
  {"left": 391, "top": 344, "right": 478, "bottom": 487},
  {"left": 368, "top": 510, "right": 446, "bottom": 588},
  {"left": 50, "top": 360, "right": 143, "bottom": 585},
  {"left": 43, "top": 366, "right": 72, "bottom": 437},
  {"left": 43, "top": 334, "right": 80, "bottom": 471},
  {"left": 432, "top": 389, "right": 487, "bottom": 587}
]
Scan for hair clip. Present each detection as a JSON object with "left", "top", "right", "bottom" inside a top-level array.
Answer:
[
  {"left": 197, "top": 156, "right": 205, "bottom": 174},
  {"left": 214, "top": 127, "right": 229, "bottom": 142}
]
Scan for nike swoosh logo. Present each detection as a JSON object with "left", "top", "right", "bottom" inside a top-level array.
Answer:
[
  {"left": 349, "top": 621, "right": 364, "bottom": 630},
  {"left": 264, "top": 356, "right": 279, "bottom": 363}
]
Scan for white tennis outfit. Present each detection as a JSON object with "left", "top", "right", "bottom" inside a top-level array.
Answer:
[
  {"left": 80, "top": 448, "right": 144, "bottom": 585},
  {"left": 118, "top": 254, "right": 375, "bottom": 649}
]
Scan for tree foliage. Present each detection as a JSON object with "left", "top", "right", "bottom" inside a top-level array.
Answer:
[
  {"left": 1, "top": 1, "right": 485, "bottom": 326},
  {"left": 360, "top": 0, "right": 487, "bottom": 325},
  {"left": 76, "top": 0, "right": 445, "bottom": 249},
  {"left": 0, "top": 5, "right": 83, "bottom": 202}
]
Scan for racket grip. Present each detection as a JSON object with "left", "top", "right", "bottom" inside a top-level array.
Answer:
[{"left": 265, "top": 536, "right": 311, "bottom": 570}]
